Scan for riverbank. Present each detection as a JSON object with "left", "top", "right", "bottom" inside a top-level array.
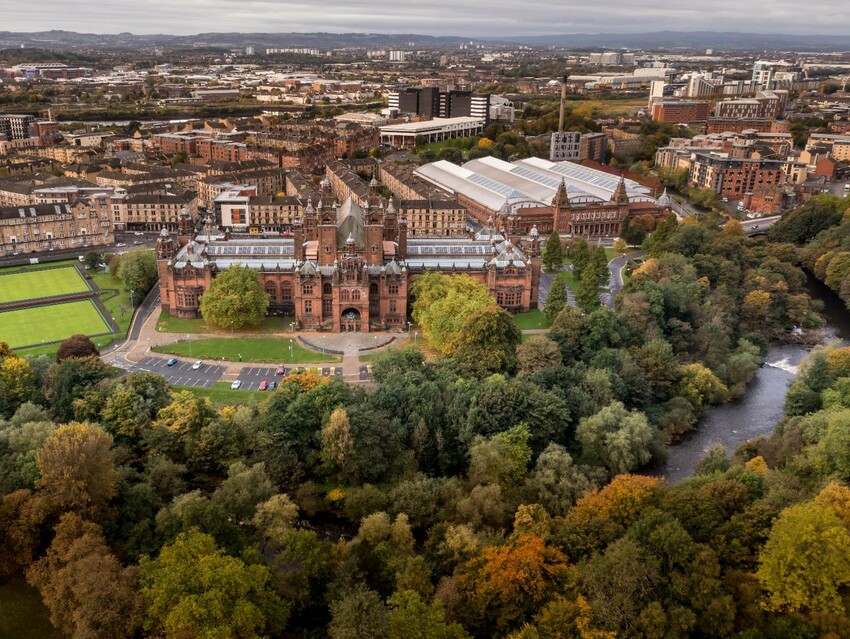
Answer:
[{"left": 660, "top": 272, "right": 850, "bottom": 482}]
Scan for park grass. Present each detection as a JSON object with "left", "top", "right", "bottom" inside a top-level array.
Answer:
[
  {"left": 152, "top": 337, "right": 340, "bottom": 363},
  {"left": 0, "top": 578, "right": 62, "bottom": 639},
  {"left": 564, "top": 98, "right": 648, "bottom": 117},
  {"left": 156, "top": 309, "right": 286, "bottom": 334},
  {"left": 0, "top": 299, "right": 111, "bottom": 349},
  {"left": 174, "top": 382, "right": 267, "bottom": 406},
  {"left": 0, "top": 266, "right": 89, "bottom": 304},
  {"left": 511, "top": 308, "right": 552, "bottom": 330}
]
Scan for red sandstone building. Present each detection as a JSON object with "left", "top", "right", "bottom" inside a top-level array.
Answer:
[{"left": 157, "top": 193, "right": 541, "bottom": 332}]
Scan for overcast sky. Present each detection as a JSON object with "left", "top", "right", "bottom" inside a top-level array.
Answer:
[{"left": 3, "top": 0, "right": 849, "bottom": 36}]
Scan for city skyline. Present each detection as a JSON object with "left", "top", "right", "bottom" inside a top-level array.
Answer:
[{"left": 3, "top": 0, "right": 850, "bottom": 37}]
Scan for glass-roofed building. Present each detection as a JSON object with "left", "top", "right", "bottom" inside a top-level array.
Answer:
[{"left": 415, "top": 157, "right": 670, "bottom": 238}]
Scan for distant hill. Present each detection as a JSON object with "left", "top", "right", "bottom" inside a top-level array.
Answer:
[
  {"left": 0, "top": 30, "right": 476, "bottom": 51},
  {"left": 497, "top": 31, "right": 850, "bottom": 51},
  {"left": 0, "top": 29, "right": 848, "bottom": 52}
]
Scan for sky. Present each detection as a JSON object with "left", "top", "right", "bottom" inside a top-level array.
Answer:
[{"left": 3, "top": 0, "right": 850, "bottom": 37}]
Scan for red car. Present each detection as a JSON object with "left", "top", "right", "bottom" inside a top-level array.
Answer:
[
  {"left": 259, "top": 379, "right": 269, "bottom": 391},
  {"left": 275, "top": 366, "right": 285, "bottom": 376}
]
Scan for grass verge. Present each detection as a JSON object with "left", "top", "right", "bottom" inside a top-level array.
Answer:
[
  {"left": 156, "top": 310, "right": 287, "bottom": 334},
  {"left": 173, "top": 382, "right": 267, "bottom": 406},
  {"left": 511, "top": 308, "right": 552, "bottom": 330},
  {"left": 153, "top": 337, "right": 340, "bottom": 363}
]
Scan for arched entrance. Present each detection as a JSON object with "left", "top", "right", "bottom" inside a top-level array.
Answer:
[{"left": 341, "top": 308, "right": 361, "bottom": 332}]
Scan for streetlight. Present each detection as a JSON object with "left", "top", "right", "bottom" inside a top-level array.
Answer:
[
  {"left": 289, "top": 338, "right": 293, "bottom": 363},
  {"left": 187, "top": 335, "right": 192, "bottom": 358},
  {"left": 230, "top": 320, "right": 234, "bottom": 335},
  {"left": 407, "top": 321, "right": 412, "bottom": 337},
  {"left": 130, "top": 289, "right": 135, "bottom": 307},
  {"left": 289, "top": 321, "right": 295, "bottom": 334},
  {"left": 414, "top": 331, "right": 418, "bottom": 344}
]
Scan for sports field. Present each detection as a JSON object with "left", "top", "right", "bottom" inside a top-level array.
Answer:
[
  {"left": 0, "top": 266, "right": 89, "bottom": 304},
  {"left": 0, "top": 300, "right": 111, "bottom": 348}
]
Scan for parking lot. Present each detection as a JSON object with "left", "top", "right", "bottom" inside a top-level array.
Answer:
[
  {"left": 235, "top": 366, "right": 283, "bottom": 390},
  {"left": 235, "top": 364, "right": 346, "bottom": 389},
  {"left": 130, "top": 356, "right": 225, "bottom": 388}
]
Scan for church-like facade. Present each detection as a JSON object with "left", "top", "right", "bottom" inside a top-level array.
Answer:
[{"left": 156, "top": 192, "right": 541, "bottom": 332}]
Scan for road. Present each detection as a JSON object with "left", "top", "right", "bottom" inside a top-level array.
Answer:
[{"left": 741, "top": 215, "right": 781, "bottom": 235}]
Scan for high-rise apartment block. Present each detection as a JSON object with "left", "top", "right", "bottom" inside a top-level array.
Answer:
[{"left": 388, "top": 87, "right": 491, "bottom": 123}]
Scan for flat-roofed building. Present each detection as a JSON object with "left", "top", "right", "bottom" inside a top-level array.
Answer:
[{"left": 380, "top": 117, "right": 484, "bottom": 148}]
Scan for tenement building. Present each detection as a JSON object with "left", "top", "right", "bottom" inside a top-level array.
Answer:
[
  {"left": 0, "top": 196, "right": 113, "bottom": 256},
  {"left": 157, "top": 196, "right": 541, "bottom": 332}
]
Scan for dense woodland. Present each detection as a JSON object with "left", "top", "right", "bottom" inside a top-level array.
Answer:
[{"left": 2, "top": 210, "right": 850, "bottom": 639}]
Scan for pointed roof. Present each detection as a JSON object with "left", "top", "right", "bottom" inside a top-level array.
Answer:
[
  {"left": 611, "top": 177, "right": 629, "bottom": 204},
  {"left": 336, "top": 197, "right": 365, "bottom": 248}
]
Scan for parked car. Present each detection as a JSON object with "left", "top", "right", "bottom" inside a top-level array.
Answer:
[
  {"left": 275, "top": 366, "right": 285, "bottom": 375},
  {"left": 268, "top": 381, "right": 277, "bottom": 390},
  {"left": 259, "top": 379, "right": 269, "bottom": 391},
  {"left": 166, "top": 358, "right": 178, "bottom": 367},
  {"left": 191, "top": 360, "right": 203, "bottom": 370},
  {"left": 231, "top": 380, "right": 242, "bottom": 390}
]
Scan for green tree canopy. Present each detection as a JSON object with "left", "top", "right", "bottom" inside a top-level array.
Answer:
[
  {"left": 139, "top": 530, "right": 288, "bottom": 639},
  {"left": 757, "top": 501, "right": 850, "bottom": 615},
  {"left": 410, "top": 274, "right": 496, "bottom": 355},
  {"left": 199, "top": 264, "right": 270, "bottom": 329},
  {"left": 116, "top": 249, "right": 157, "bottom": 296}
]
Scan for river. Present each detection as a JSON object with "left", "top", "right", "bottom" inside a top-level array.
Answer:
[{"left": 661, "top": 274, "right": 850, "bottom": 483}]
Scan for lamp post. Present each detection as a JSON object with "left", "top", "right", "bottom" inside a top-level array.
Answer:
[
  {"left": 130, "top": 289, "right": 135, "bottom": 307},
  {"left": 289, "top": 338, "right": 293, "bottom": 363},
  {"left": 407, "top": 321, "right": 412, "bottom": 338},
  {"left": 289, "top": 321, "right": 295, "bottom": 334},
  {"left": 187, "top": 335, "right": 192, "bottom": 358},
  {"left": 230, "top": 320, "right": 234, "bottom": 335},
  {"left": 414, "top": 331, "right": 418, "bottom": 344}
]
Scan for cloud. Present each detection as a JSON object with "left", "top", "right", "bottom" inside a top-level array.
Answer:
[{"left": 3, "top": 0, "right": 850, "bottom": 36}]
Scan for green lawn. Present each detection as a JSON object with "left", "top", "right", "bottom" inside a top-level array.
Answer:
[
  {"left": 0, "top": 266, "right": 89, "bottom": 304},
  {"left": 0, "top": 299, "right": 111, "bottom": 349},
  {"left": 153, "top": 337, "right": 340, "bottom": 363},
  {"left": 511, "top": 308, "right": 552, "bottom": 330},
  {"left": 156, "top": 309, "right": 287, "bottom": 334},
  {"left": 89, "top": 269, "right": 133, "bottom": 336},
  {"left": 174, "top": 382, "right": 267, "bottom": 406},
  {"left": 0, "top": 578, "right": 62, "bottom": 639}
]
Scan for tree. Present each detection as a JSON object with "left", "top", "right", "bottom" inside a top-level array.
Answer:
[
  {"left": 387, "top": 590, "right": 470, "bottom": 639},
  {"left": 542, "top": 231, "right": 564, "bottom": 272},
  {"left": 757, "top": 501, "right": 850, "bottom": 615},
  {"left": 329, "top": 584, "right": 389, "bottom": 639},
  {"left": 82, "top": 251, "right": 102, "bottom": 270},
  {"left": 0, "top": 352, "right": 35, "bottom": 414},
  {"left": 526, "top": 443, "right": 592, "bottom": 517},
  {"left": 116, "top": 249, "right": 157, "bottom": 296},
  {"left": 543, "top": 275, "right": 568, "bottom": 323},
  {"left": 37, "top": 422, "right": 116, "bottom": 518},
  {"left": 459, "top": 534, "right": 570, "bottom": 633},
  {"left": 410, "top": 273, "right": 496, "bottom": 355},
  {"left": 453, "top": 306, "right": 521, "bottom": 376},
  {"left": 321, "top": 407, "right": 354, "bottom": 472},
  {"left": 46, "top": 356, "right": 111, "bottom": 422},
  {"left": 577, "top": 402, "right": 656, "bottom": 475},
  {"left": 139, "top": 530, "right": 287, "bottom": 639},
  {"left": 252, "top": 494, "right": 298, "bottom": 546},
  {"left": 26, "top": 513, "right": 142, "bottom": 639},
  {"left": 575, "top": 247, "right": 608, "bottom": 312},
  {"left": 468, "top": 424, "right": 533, "bottom": 489},
  {"left": 211, "top": 461, "right": 276, "bottom": 525},
  {"left": 517, "top": 336, "right": 562, "bottom": 375},
  {"left": 199, "top": 264, "right": 270, "bottom": 329},
  {"left": 56, "top": 335, "right": 100, "bottom": 362}
]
